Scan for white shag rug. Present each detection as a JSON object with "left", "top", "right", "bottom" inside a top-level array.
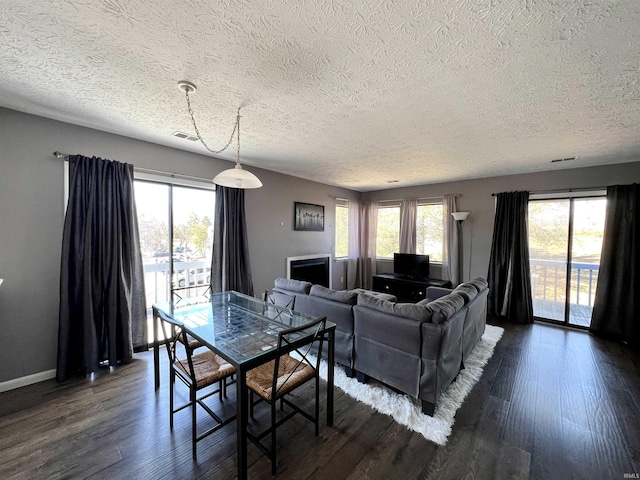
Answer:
[{"left": 316, "top": 324, "right": 504, "bottom": 446}]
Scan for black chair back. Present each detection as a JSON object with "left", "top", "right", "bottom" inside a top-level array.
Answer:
[
  {"left": 272, "top": 317, "right": 327, "bottom": 398},
  {"left": 157, "top": 309, "right": 196, "bottom": 384}
]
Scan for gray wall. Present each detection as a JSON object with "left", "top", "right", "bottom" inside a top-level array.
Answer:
[
  {"left": 0, "top": 107, "right": 357, "bottom": 383},
  {"left": 2, "top": 105, "right": 640, "bottom": 385},
  {"left": 363, "top": 161, "right": 640, "bottom": 283}
]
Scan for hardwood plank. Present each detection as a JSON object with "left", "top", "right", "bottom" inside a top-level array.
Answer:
[
  {"left": 500, "top": 348, "right": 538, "bottom": 453},
  {"left": 488, "top": 344, "right": 520, "bottom": 402},
  {"left": 493, "top": 442, "right": 531, "bottom": 479},
  {"left": 1, "top": 322, "right": 639, "bottom": 480},
  {"left": 345, "top": 423, "right": 433, "bottom": 480}
]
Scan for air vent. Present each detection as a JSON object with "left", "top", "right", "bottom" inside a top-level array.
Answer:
[
  {"left": 171, "top": 131, "right": 199, "bottom": 142},
  {"left": 550, "top": 157, "right": 577, "bottom": 163}
]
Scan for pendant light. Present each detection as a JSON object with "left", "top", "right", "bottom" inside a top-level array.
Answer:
[{"left": 178, "top": 80, "right": 262, "bottom": 189}]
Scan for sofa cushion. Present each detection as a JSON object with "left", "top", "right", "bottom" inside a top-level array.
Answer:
[
  {"left": 467, "top": 277, "right": 488, "bottom": 292},
  {"left": 274, "top": 277, "right": 312, "bottom": 294},
  {"left": 426, "top": 293, "right": 465, "bottom": 324},
  {"left": 453, "top": 284, "right": 478, "bottom": 303},
  {"left": 357, "top": 293, "right": 432, "bottom": 322},
  {"left": 310, "top": 285, "right": 358, "bottom": 305},
  {"left": 350, "top": 288, "right": 397, "bottom": 302}
]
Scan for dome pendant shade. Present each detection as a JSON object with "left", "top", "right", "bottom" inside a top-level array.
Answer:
[{"left": 213, "top": 164, "right": 263, "bottom": 189}]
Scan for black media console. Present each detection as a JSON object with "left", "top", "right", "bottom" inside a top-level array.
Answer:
[{"left": 372, "top": 273, "right": 452, "bottom": 303}]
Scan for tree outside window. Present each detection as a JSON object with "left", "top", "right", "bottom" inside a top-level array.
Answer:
[
  {"left": 376, "top": 205, "right": 400, "bottom": 258},
  {"left": 416, "top": 203, "right": 444, "bottom": 261},
  {"left": 335, "top": 201, "right": 349, "bottom": 258}
]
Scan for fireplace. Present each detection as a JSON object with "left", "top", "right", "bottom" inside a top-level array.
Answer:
[{"left": 287, "top": 254, "right": 331, "bottom": 288}]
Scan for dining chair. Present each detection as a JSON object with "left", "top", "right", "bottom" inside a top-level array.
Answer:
[
  {"left": 170, "top": 285, "right": 212, "bottom": 350},
  {"left": 171, "top": 286, "right": 239, "bottom": 399},
  {"left": 157, "top": 309, "right": 237, "bottom": 458},
  {"left": 265, "top": 288, "right": 296, "bottom": 309},
  {"left": 245, "top": 316, "right": 327, "bottom": 474}
]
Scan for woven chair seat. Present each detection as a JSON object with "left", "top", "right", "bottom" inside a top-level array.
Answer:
[
  {"left": 176, "top": 350, "right": 235, "bottom": 389},
  {"left": 179, "top": 333, "right": 202, "bottom": 350},
  {"left": 246, "top": 355, "right": 315, "bottom": 401}
]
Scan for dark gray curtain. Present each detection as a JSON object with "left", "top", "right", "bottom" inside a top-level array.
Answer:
[
  {"left": 211, "top": 186, "right": 254, "bottom": 295},
  {"left": 57, "top": 155, "right": 147, "bottom": 382},
  {"left": 487, "top": 191, "right": 534, "bottom": 323},
  {"left": 590, "top": 184, "right": 640, "bottom": 348}
]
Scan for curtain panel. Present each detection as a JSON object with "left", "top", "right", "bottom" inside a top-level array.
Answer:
[
  {"left": 211, "top": 186, "right": 254, "bottom": 295},
  {"left": 590, "top": 184, "right": 640, "bottom": 349},
  {"left": 347, "top": 200, "right": 378, "bottom": 290},
  {"left": 57, "top": 155, "right": 147, "bottom": 382},
  {"left": 487, "top": 191, "right": 534, "bottom": 323},
  {"left": 442, "top": 194, "right": 458, "bottom": 285},
  {"left": 399, "top": 198, "right": 417, "bottom": 253}
]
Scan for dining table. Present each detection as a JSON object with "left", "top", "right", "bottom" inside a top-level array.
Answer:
[{"left": 152, "top": 291, "right": 335, "bottom": 480}]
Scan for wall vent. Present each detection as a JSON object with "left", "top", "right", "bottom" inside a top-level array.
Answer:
[
  {"left": 550, "top": 157, "right": 577, "bottom": 163},
  {"left": 171, "top": 131, "right": 199, "bottom": 142}
]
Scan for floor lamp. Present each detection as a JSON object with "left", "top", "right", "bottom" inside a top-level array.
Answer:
[{"left": 451, "top": 212, "right": 470, "bottom": 285}]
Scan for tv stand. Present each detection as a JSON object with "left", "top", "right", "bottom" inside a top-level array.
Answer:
[{"left": 372, "top": 273, "right": 451, "bottom": 303}]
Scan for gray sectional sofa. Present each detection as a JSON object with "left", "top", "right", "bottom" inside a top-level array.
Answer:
[{"left": 271, "top": 277, "right": 489, "bottom": 416}]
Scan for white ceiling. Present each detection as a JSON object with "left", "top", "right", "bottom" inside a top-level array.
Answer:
[{"left": 1, "top": 1, "right": 639, "bottom": 191}]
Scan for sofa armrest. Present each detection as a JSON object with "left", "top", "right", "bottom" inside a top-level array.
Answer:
[
  {"left": 424, "top": 286, "right": 453, "bottom": 302},
  {"left": 419, "top": 307, "right": 465, "bottom": 404}
]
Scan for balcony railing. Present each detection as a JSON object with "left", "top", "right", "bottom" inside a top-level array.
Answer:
[
  {"left": 530, "top": 258, "right": 599, "bottom": 327},
  {"left": 143, "top": 260, "right": 211, "bottom": 305}
]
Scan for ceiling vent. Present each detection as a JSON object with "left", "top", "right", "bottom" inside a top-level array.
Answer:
[
  {"left": 550, "top": 157, "right": 577, "bottom": 163},
  {"left": 171, "top": 131, "right": 199, "bottom": 142}
]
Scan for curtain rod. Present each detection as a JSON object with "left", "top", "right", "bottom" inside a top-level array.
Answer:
[
  {"left": 379, "top": 194, "right": 460, "bottom": 202},
  {"left": 491, "top": 187, "right": 607, "bottom": 196},
  {"left": 53, "top": 151, "right": 215, "bottom": 183}
]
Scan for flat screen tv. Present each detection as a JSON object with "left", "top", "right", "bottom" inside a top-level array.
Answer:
[{"left": 393, "top": 253, "right": 430, "bottom": 278}]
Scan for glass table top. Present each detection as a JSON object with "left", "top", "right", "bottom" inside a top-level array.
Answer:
[{"left": 153, "top": 291, "right": 332, "bottom": 366}]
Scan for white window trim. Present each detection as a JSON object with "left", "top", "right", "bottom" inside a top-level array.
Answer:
[
  {"left": 529, "top": 189, "right": 606, "bottom": 200},
  {"left": 134, "top": 171, "right": 217, "bottom": 190}
]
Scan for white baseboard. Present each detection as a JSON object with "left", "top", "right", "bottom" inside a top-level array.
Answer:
[{"left": 0, "top": 369, "right": 56, "bottom": 393}]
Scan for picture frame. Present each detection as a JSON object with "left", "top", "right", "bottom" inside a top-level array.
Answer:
[{"left": 294, "top": 202, "right": 325, "bottom": 231}]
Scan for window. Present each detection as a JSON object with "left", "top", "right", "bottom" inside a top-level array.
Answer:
[
  {"left": 528, "top": 192, "right": 606, "bottom": 328},
  {"left": 134, "top": 174, "right": 216, "bottom": 343},
  {"left": 416, "top": 202, "right": 444, "bottom": 262},
  {"left": 335, "top": 200, "right": 349, "bottom": 259},
  {"left": 376, "top": 202, "right": 400, "bottom": 258}
]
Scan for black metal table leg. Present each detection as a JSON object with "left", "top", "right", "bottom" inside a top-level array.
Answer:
[
  {"left": 327, "top": 327, "right": 335, "bottom": 426},
  {"left": 153, "top": 307, "right": 160, "bottom": 390},
  {"left": 236, "top": 368, "right": 248, "bottom": 480}
]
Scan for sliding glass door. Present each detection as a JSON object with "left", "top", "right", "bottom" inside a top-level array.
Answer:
[
  {"left": 135, "top": 180, "right": 215, "bottom": 342},
  {"left": 528, "top": 195, "right": 606, "bottom": 328}
]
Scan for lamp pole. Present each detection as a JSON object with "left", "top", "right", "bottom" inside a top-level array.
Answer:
[{"left": 457, "top": 220, "right": 464, "bottom": 284}]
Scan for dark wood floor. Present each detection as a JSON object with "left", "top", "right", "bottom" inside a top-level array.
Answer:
[{"left": 1, "top": 320, "right": 639, "bottom": 480}]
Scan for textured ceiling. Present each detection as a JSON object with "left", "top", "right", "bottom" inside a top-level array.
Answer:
[{"left": 1, "top": 0, "right": 639, "bottom": 191}]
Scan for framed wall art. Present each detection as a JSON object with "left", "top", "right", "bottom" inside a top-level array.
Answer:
[{"left": 294, "top": 202, "right": 325, "bottom": 231}]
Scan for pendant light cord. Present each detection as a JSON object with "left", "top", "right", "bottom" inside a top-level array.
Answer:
[
  {"left": 184, "top": 87, "right": 240, "bottom": 156},
  {"left": 236, "top": 110, "right": 241, "bottom": 165}
]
